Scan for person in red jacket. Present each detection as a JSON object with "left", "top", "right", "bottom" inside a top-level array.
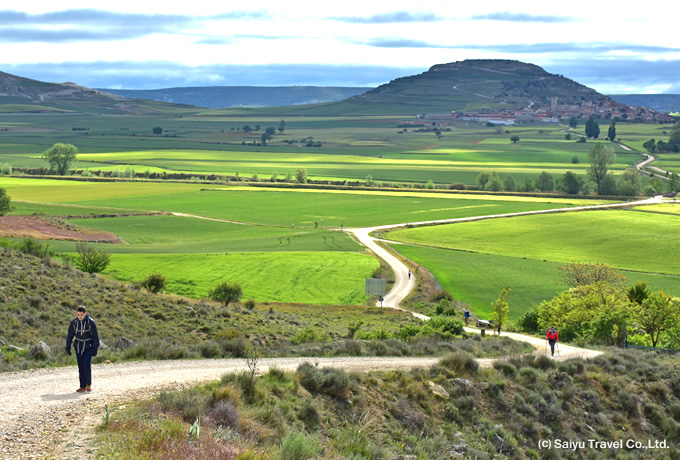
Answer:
[{"left": 546, "top": 326, "right": 559, "bottom": 356}]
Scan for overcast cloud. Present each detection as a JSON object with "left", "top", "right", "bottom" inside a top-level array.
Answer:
[{"left": 0, "top": 2, "right": 678, "bottom": 94}]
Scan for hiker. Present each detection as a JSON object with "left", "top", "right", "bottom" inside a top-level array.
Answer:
[
  {"left": 546, "top": 326, "right": 559, "bottom": 357},
  {"left": 408, "top": 269, "right": 411, "bottom": 279},
  {"left": 65, "top": 305, "right": 100, "bottom": 392},
  {"left": 464, "top": 310, "right": 470, "bottom": 326}
]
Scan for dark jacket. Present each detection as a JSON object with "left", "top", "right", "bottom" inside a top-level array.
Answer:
[{"left": 66, "top": 315, "right": 100, "bottom": 354}]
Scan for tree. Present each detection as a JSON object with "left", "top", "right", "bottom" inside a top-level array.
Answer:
[
  {"left": 607, "top": 121, "right": 616, "bottom": 142},
  {"left": 503, "top": 175, "right": 516, "bottom": 192},
  {"left": 569, "top": 117, "right": 579, "bottom": 128},
  {"left": 617, "top": 168, "right": 641, "bottom": 196},
  {"left": 565, "top": 133, "right": 572, "bottom": 141},
  {"left": 152, "top": 126, "right": 163, "bottom": 135},
  {"left": 74, "top": 242, "right": 111, "bottom": 274},
  {"left": 560, "top": 171, "right": 581, "bottom": 194},
  {"left": 487, "top": 174, "right": 502, "bottom": 191},
  {"left": 0, "top": 187, "right": 13, "bottom": 216},
  {"left": 476, "top": 172, "right": 491, "bottom": 190},
  {"left": 243, "top": 125, "right": 253, "bottom": 133},
  {"left": 585, "top": 116, "right": 600, "bottom": 139},
  {"left": 42, "top": 143, "right": 78, "bottom": 175},
  {"left": 535, "top": 171, "right": 554, "bottom": 192},
  {"left": 510, "top": 135, "right": 520, "bottom": 144},
  {"left": 278, "top": 119, "right": 286, "bottom": 134},
  {"left": 209, "top": 281, "right": 243, "bottom": 307},
  {"left": 521, "top": 177, "right": 534, "bottom": 192},
  {"left": 295, "top": 168, "right": 307, "bottom": 184},
  {"left": 643, "top": 139, "right": 656, "bottom": 153},
  {"left": 633, "top": 292, "right": 680, "bottom": 347},
  {"left": 265, "top": 127, "right": 276, "bottom": 136},
  {"left": 669, "top": 173, "right": 680, "bottom": 192},
  {"left": 587, "top": 143, "right": 616, "bottom": 194},
  {"left": 558, "top": 261, "right": 627, "bottom": 289},
  {"left": 669, "top": 124, "right": 680, "bottom": 150},
  {"left": 260, "top": 132, "right": 273, "bottom": 145},
  {"left": 490, "top": 288, "right": 510, "bottom": 335},
  {"left": 627, "top": 281, "right": 650, "bottom": 305},
  {"left": 598, "top": 174, "right": 618, "bottom": 195}
]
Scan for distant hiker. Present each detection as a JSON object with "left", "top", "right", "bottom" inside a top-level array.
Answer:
[
  {"left": 464, "top": 310, "right": 470, "bottom": 326},
  {"left": 546, "top": 326, "right": 559, "bottom": 357},
  {"left": 408, "top": 270, "right": 411, "bottom": 279},
  {"left": 65, "top": 305, "right": 100, "bottom": 392}
]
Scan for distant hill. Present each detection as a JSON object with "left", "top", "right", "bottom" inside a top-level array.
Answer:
[
  {"left": 0, "top": 71, "right": 198, "bottom": 114},
  {"left": 97, "top": 86, "right": 370, "bottom": 109},
  {"left": 220, "top": 59, "right": 650, "bottom": 118},
  {"left": 608, "top": 94, "right": 680, "bottom": 113}
]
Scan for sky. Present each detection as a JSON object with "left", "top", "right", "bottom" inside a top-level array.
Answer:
[{"left": 1, "top": 1, "right": 679, "bottom": 94}]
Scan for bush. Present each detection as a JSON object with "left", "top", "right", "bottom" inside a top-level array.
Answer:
[
  {"left": 439, "top": 351, "right": 479, "bottom": 375},
  {"left": 493, "top": 360, "right": 518, "bottom": 378},
  {"left": 210, "top": 400, "right": 240, "bottom": 428},
  {"left": 74, "top": 242, "right": 110, "bottom": 274},
  {"left": 198, "top": 340, "right": 222, "bottom": 358},
  {"left": 244, "top": 299, "right": 256, "bottom": 310},
  {"left": 279, "top": 430, "right": 322, "bottom": 460},
  {"left": 158, "top": 387, "right": 210, "bottom": 422},
  {"left": 140, "top": 272, "right": 166, "bottom": 293},
  {"left": 209, "top": 281, "right": 243, "bottom": 307},
  {"left": 297, "top": 362, "right": 355, "bottom": 400}
]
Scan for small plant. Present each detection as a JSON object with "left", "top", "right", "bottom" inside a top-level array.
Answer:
[
  {"left": 74, "top": 242, "right": 111, "bottom": 274},
  {"left": 141, "top": 272, "right": 166, "bottom": 293},
  {"left": 103, "top": 403, "right": 111, "bottom": 426},
  {"left": 188, "top": 416, "right": 200, "bottom": 444},
  {"left": 244, "top": 299, "right": 256, "bottom": 310}
]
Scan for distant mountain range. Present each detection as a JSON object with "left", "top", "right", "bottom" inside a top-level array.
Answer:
[
  {"left": 97, "top": 86, "right": 369, "bottom": 109},
  {"left": 1, "top": 62, "right": 678, "bottom": 119},
  {"left": 608, "top": 94, "right": 680, "bottom": 113}
]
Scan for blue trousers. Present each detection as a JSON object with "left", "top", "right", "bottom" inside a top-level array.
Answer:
[
  {"left": 549, "top": 340, "right": 556, "bottom": 356},
  {"left": 76, "top": 348, "right": 94, "bottom": 388}
]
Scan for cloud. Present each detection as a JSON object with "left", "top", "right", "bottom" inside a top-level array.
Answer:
[
  {"left": 0, "top": 9, "right": 271, "bottom": 43},
  {"left": 329, "top": 11, "right": 443, "bottom": 24},
  {"left": 362, "top": 38, "right": 444, "bottom": 48},
  {"left": 470, "top": 12, "right": 578, "bottom": 23},
  {"left": 0, "top": 61, "right": 425, "bottom": 89}
]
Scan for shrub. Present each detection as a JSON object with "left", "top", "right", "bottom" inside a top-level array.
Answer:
[
  {"left": 439, "top": 351, "right": 479, "bottom": 375},
  {"left": 198, "top": 340, "right": 222, "bottom": 358},
  {"left": 279, "top": 430, "right": 322, "bottom": 460},
  {"left": 74, "top": 242, "right": 110, "bottom": 274},
  {"left": 519, "top": 367, "right": 540, "bottom": 385},
  {"left": 158, "top": 387, "right": 210, "bottom": 422},
  {"left": 140, "top": 272, "right": 166, "bottom": 293},
  {"left": 209, "top": 281, "right": 243, "bottom": 307},
  {"left": 16, "top": 238, "right": 51, "bottom": 258},
  {"left": 493, "top": 360, "right": 518, "bottom": 378},
  {"left": 297, "top": 399, "right": 320, "bottom": 429},
  {"left": 210, "top": 400, "right": 240, "bottom": 428},
  {"left": 297, "top": 362, "right": 355, "bottom": 400},
  {"left": 244, "top": 299, "right": 256, "bottom": 310}
]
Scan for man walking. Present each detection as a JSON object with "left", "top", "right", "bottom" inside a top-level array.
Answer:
[
  {"left": 66, "top": 305, "right": 100, "bottom": 392},
  {"left": 546, "top": 326, "right": 559, "bottom": 357}
]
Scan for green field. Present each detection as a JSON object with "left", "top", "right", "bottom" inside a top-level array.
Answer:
[
  {"left": 103, "top": 251, "right": 379, "bottom": 305},
  {"left": 387, "top": 209, "right": 680, "bottom": 275},
  {"left": 393, "top": 244, "right": 680, "bottom": 319}
]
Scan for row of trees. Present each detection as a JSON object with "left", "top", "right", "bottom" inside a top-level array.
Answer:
[
  {"left": 643, "top": 124, "right": 680, "bottom": 153},
  {"left": 529, "top": 263, "right": 680, "bottom": 350}
]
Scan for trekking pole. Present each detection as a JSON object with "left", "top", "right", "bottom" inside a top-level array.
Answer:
[
  {"left": 556, "top": 342, "right": 560, "bottom": 356},
  {"left": 544, "top": 339, "right": 547, "bottom": 356}
]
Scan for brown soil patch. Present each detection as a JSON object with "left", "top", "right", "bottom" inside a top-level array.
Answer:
[{"left": 0, "top": 215, "right": 122, "bottom": 243}]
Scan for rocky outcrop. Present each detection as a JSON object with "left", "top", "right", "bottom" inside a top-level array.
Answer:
[{"left": 27, "top": 341, "right": 51, "bottom": 360}]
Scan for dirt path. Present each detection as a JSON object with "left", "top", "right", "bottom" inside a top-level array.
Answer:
[{"left": 0, "top": 337, "right": 602, "bottom": 459}]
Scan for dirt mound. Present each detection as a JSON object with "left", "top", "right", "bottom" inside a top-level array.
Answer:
[{"left": 0, "top": 215, "right": 122, "bottom": 243}]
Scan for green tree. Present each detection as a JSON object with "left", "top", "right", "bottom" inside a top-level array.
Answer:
[
  {"left": 503, "top": 175, "right": 516, "bottom": 192},
  {"left": 0, "top": 187, "right": 13, "bottom": 216},
  {"left": 560, "top": 171, "right": 581, "bottom": 194},
  {"left": 209, "top": 281, "right": 243, "bottom": 307},
  {"left": 490, "top": 288, "right": 510, "bottom": 335},
  {"left": 618, "top": 168, "right": 641, "bottom": 196},
  {"left": 669, "top": 173, "right": 679, "bottom": 192},
  {"left": 476, "top": 172, "right": 491, "bottom": 190},
  {"left": 295, "top": 168, "right": 308, "bottom": 184},
  {"left": 558, "top": 261, "right": 627, "bottom": 289},
  {"left": 585, "top": 116, "right": 600, "bottom": 139},
  {"left": 243, "top": 125, "right": 253, "bottom": 133},
  {"left": 598, "top": 174, "right": 618, "bottom": 195},
  {"left": 260, "top": 132, "right": 273, "bottom": 145},
  {"left": 669, "top": 124, "right": 680, "bottom": 149},
  {"left": 265, "top": 126, "right": 276, "bottom": 136},
  {"left": 569, "top": 117, "right": 579, "bottom": 128},
  {"left": 535, "top": 171, "right": 554, "bottom": 191},
  {"left": 587, "top": 143, "right": 616, "bottom": 194},
  {"left": 627, "top": 281, "right": 650, "bottom": 305},
  {"left": 633, "top": 292, "right": 680, "bottom": 347},
  {"left": 152, "top": 126, "right": 163, "bottom": 135},
  {"left": 278, "top": 119, "right": 286, "bottom": 134},
  {"left": 521, "top": 177, "right": 534, "bottom": 192},
  {"left": 510, "top": 135, "right": 520, "bottom": 143},
  {"left": 643, "top": 139, "right": 656, "bottom": 153},
  {"left": 487, "top": 174, "right": 502, "bottom": 191},
  {"left": 74, "top": 242, "right": 111, "bottom": 274},
  {"left": 565, "top": 133, "right": 572, "bottom": 141},
  {"left": 42, "top": 143, "right": 78, "bottom": 175},
  {"left": 607, "top": 121, "right": 616, "bottom": 141}
]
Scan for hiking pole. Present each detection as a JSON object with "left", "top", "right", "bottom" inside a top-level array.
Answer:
[
  {"left": 556, "top": 342, "right": 560, "bottom": 357},
  {"left": 544, "top": 339, "right": 547, "bottom": 356}
]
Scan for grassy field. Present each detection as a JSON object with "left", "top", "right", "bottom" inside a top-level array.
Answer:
[
  {"left": 0, "top": 112, "right": 650, "bottom": 185},
  {"left": 102, "top": 252, "right": 379, "bottom": 304},
  {"left": 0, "top": 177, "right": 600, "bottom": 228},
  {"left": 394, "top": 244, "right": 680, "bottom": 319}
]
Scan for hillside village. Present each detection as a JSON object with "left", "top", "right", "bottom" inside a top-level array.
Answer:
[{"left": 418, "top": 96, "right": 675, "bottom": 125}]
